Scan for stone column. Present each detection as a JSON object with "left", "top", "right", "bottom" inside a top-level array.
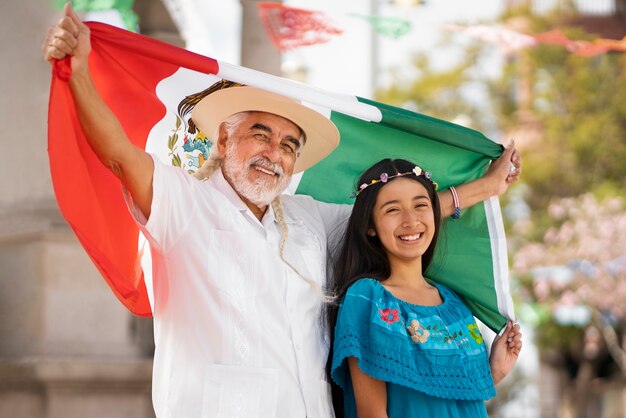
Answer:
[
  {"left": 240, "top": 0, "right": 282, "bottom": 75},
  {"left": 0, "top": 1, "right": 161, "bottom": 417}
]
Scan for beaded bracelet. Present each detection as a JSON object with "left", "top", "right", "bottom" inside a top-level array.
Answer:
[{"left": 449, "top": 186, "right": 461, "bottom": 219}]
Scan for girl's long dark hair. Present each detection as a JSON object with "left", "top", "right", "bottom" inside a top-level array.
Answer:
[{"left": 326, "top": 158, "right": 442, "bottom": 416}]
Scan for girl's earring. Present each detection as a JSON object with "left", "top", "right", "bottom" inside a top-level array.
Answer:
[{"left": 367, "top": 229, "right": 376, "bottom": 237}]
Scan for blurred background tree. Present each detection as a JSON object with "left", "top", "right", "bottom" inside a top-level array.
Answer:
[
  {"left": 498, "top": 7, "right": 626, "bottom": 417},
  {"left": 514, "top": 194, "right": 626, "bottom": 417},
  {"left": 492, "top": 15, "right": 626, "bottom": 212},
  {"left": 375, "top": 3, "right": 626, "bottom": 417}
]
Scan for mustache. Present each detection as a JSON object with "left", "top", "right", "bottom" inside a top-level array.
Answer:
[{"left": 248, "top": 156, "right": 284, "bottom": 177}]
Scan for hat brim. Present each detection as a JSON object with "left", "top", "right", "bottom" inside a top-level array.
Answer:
[{"left": 191, "top": 86, "right": 340, "bottom": 173}]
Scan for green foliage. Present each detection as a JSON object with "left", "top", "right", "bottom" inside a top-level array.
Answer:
[
  {"left": 522, "top": 50, "right": 626, "bottom": 209},
  {"left": 539, "top": 321, "right": 585, "bottom": 350},
  {"left": 488, "top": 13, "right": 626, "bottom": 211},
  {"left": 486, "top": 61, "right": 518, "bottom": 126},
  {"left": 168, "top": 116, "right": 183, "bottom": 168},
  {"left": 375, "top": 44, "right": 494, "bottom": 132},
  {"left": 378, "top": 10, "right": 626, "bottom": 214}
]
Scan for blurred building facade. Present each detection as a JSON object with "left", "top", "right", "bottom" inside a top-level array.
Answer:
[
  {"left": 0, "top": 2, "right": 172, "bottom": 418},
  {"left": 0, "top": 0, "right": 281, "bottom": 416}
]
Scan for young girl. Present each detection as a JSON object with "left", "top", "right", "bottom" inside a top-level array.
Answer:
[{"left": 329, "top": 158, "right": 522, "bottom": 418}]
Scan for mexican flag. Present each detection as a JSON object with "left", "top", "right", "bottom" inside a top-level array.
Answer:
[{"left": 48, "top": 22, "right": 514, "bottom": 332}]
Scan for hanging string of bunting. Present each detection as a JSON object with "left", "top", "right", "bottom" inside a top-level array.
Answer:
[
  {"left": 535, "top": 29, "right": 626, "bottom": 56},
  {"left": 349, "top": 13, "right": 412, "bottom": 39},
  {"left": 442, "top": 24, "right": 626, "bottom": 57},
  {"left": 257, "top": 2, "right": 343, "bottom": 51},
  {"left": 441, "top": 24, "right": 536, "bottom": 54}
]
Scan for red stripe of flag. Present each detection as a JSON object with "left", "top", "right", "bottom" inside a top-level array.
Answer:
[{"left": 48, "top": 22, "right": 219, "bottom": 316}]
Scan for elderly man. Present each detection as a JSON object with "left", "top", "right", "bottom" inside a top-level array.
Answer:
[{"left": 45, "top": 4, "right": 520, "bottom": 418}]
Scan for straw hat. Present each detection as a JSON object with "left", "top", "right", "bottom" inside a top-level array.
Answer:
[{"left": 192, "top": 86, "right": 340, "bottom": 173}]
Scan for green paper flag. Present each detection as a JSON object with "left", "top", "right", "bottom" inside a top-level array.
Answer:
[{"left": 349, "top": 13, "right": 412, "bottom": 39}]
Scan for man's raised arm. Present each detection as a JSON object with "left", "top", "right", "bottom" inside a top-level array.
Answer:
[{"left": 45, "top": 3, "right": 154, "bottom": 218}]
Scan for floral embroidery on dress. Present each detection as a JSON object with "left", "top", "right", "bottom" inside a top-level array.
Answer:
[
  {"left": 379, "top": 308, "right": 400, "bottom": 324},
  {"left": 406, "top": 319, "right": 430, "bottom": 343},
  {"left": 468, "top": 323, "right": 484, "bottom": 344}
]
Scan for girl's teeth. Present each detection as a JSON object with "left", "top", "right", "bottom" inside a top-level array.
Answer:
[{"left": 400, "top": 233, "right": 422, "bottom": 241}]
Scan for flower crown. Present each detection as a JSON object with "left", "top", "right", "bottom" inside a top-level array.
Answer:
[{"left": 351, "top": 166, "right": 439, "bottom": 198}]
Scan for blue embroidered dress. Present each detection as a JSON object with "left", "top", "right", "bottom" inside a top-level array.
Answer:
[{"left": 331, "top": 278, "right": 496, "bottom": 418}]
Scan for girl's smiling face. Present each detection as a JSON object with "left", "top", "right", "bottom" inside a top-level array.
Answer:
[{"left": 370, "top": 177, "right": 436, "bottom": 267}]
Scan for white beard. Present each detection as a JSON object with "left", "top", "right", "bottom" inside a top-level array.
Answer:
[{"left": 222, "top": 142, "right": 292, "bottom": 206}]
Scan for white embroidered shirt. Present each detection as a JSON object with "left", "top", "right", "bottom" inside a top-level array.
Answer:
[{"left": 127, "top": 156, "right": 349, "bottom": 418}]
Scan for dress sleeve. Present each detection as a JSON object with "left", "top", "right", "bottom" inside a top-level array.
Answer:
[
  {"left": 124, "top": 154, "right": 198, "bottom": 252},
  {"left": 330, "top": 279, "right": 408, "bottom": 390},
  {"left": 330, "top": 282, "right": 367, "bottom": 391}
]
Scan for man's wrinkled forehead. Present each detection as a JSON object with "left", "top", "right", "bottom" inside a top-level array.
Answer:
[{"left": 239, "top": 110, "right": 306, "bottom": 148}]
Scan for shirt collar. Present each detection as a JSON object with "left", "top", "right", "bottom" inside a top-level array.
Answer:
[{"left": 210, "top": 168, "right": 277, "bottom": 226}]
